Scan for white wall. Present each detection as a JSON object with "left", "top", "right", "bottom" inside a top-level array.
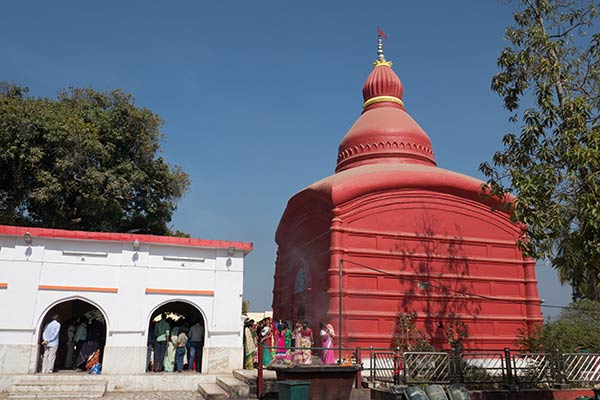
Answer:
[{"left": 0, "top": 233, "right": 247, "bottom": 374}]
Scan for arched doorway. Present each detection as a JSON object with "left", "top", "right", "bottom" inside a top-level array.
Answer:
[
  {"left": 147, "top": 301, "right": 205, "bottom": 373},
  {"left": 37, "top": 299, "right": 107, "bottom": 373}
]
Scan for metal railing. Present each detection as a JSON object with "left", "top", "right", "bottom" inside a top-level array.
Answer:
[
  {"left": 459, "top": 351, "right": 506, "bottom": 384},
  {"left": 563, "top": 353, "right": 600, "bottom": 383},
  {"left": 371, "top": 351, "right": 397, "bottom": 383},
  {"left": 403, "top": 351, "right": 451, "bottom": 384},
  {"left": 254, "top": 345, "right": 600, "bottom": 397},
  {"left": 511, "top": 352, "right": 555, "bottom": 385}
]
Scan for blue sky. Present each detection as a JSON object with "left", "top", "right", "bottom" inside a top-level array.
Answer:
[{"left": 1, "top": 1, "right": 572, "bottom": 316}]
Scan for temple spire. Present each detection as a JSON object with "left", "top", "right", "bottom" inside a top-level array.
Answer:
[{"left": 375, "top": 26, "right": 392, "bottom": 67}]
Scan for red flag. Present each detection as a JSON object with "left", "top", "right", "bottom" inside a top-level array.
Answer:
[{"left": 377, "top": 26, "right": 387, "bottom": 40}]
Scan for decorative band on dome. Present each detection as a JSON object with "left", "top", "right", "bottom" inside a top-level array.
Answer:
[
  {"left": 363, "top": 95, "right": 404, "bottom": 109},
  {"left": 373, "top": 60, "right": 393, "bottom": 67}
]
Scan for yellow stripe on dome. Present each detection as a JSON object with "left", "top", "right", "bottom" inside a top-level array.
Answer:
[
  {"left": 363, "top": 95, "right": 404, "bottom": 109},
  {"left": 373, "top": 60, "right": 393, "bottom": 67}
]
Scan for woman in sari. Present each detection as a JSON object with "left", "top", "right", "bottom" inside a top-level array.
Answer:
[
  {"left": 243, "top": 319, "right": 257, "bottom": 369},
  {"left": 258, "top": 318, "right": 275, "bottom": 366},
  {"left": 292, "top": 321, "right": 303, "bottom": 364},
  {"left": 273, "top": 320, "right": 292, "bottom": 365},
  {"left": 320, "top": 323, "right": 336, "bottom": 364},
  {"left": 163, "top": 327, "right": 178, "bottom": 372},
  {"left": 298, "top": 320, "right": 313, "bottom": 365}
]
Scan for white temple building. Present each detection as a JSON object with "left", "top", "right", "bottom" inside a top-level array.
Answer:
[{"left": 0, "top": 225, "right": 252, "bottom": 375}]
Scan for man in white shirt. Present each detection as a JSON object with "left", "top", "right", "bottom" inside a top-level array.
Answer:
[{"left": 41, "top": 314, "right": 61, "bottom": 373}]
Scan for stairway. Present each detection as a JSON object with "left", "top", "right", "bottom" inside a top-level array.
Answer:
[
  {"left": 232, "top": 369, "right": 278, "bottom": 397},
  {"left": 198, "top": 369, "right": 277, "bottom": 400},
  {"left": 7, "top": 375, "right": 107, "bottom": 399}
]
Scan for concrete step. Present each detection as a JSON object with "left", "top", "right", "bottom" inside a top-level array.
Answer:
[
  {"left": 198, "top": 382, "right": 229, "bottom": 400},
  {"left": 232, "top": 369, "right": 277, "bottom": 382},
  {"left": 232, "top": 369, "right": 278, "bottom": 396},
  {"left": 14, "top": 375, "right": 105, "bottom": 382},
  {"left": 8, "top": 377, "right": 106, "bottom": 399},
  {"left": 216, "top": 375, "right": 250, "bottom": 398},
  {"left": 11, "top": 381, "right": 106, "bottom": 392},
  {"left": 8, "top": 392, "right": 104, "bottom": 399}
]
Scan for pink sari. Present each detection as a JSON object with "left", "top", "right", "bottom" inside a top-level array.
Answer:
[
  {"left": 320, "top": 331, "right": 335, "bottom": 364},
  {"left": 275, "top": 329, "right": 292, "bottom": 362}
]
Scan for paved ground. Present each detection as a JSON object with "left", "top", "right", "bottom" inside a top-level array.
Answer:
[
  {"left": 0, "top": 393, "right": 208, "bottom": 400},
  {"left": 103, "top": 392, "right": 206, "bottom": 400}
]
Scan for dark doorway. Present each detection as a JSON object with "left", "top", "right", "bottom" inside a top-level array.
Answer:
[
  {"left": 147, "top": 301, "right": 205, "bottom": 373},
  {"left": 38, "top": 299, "right": 107, "bottom": 373}
]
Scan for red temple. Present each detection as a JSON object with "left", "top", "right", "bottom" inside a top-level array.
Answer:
[{"left": 272, "top": 38, "right": 543, "bottom": 351}]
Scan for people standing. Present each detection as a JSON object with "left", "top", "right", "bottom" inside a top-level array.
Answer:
[
  {"left": 153, "top": 313, "right": 170, "bottom": 372},
  {"left": 243, "top": 319, "right": 257, "bottom": 369},
  {"left": 175, "top": 328, "right": 188, "bottom": 373},
  {"left": 146, "top": 322, "right": 155, "bottom": 372},
  {"left": 258, "top": 318, "right": 275, "bottom": 366},
  {"left": 164, "top": 327, "right": 177, "bottom": 372},
  {"left": 188, "top": 320, "right": 204, "bottom": 372},
  {"left": 41, "top": 314, "right": 61, "bottom": 373},
  {"left": 72, "top": 318, "right": 87, "bottom": 367},
  {"left": 63, "top": 319, "right": 76, "bottom": 369},
  {"left": 320, "top": 322, "right": 336, "bottom": 364},
  {"left": 292, "top": 321, "right": 303, "bottom": 364},
  {"left": 298, "top": 320, "right": 313, "bottom": 365},
  {"left": 274, "top": 320, "right": 292, "bottom": 365}
]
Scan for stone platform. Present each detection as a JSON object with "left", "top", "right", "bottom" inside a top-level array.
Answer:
[{"left": 0, "top": 370, "right": 275, "bottom": 400}]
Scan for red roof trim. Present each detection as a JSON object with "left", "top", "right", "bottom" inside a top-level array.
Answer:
[{"left": 0, "top": 225, "right": 253, "bottom": 252}]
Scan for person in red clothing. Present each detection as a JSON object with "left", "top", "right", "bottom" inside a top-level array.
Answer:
[{"left": 297, "top": 320, "right": 313, "bottom": 365}]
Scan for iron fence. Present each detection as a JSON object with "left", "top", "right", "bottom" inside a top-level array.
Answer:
[
  {"left": 562, "top": 353, "right": 600, "bottom": 383},
  {"left": 459, "top": 352, "right": 506, "bottom": 384},
  {"left": 511, "top": 352, "right": 555, "bottom": 384},
  {"left": 403, "top": 351, "right": 451, "bottom": 384},
  {"left": 372, "top": 351, "right": 397, "bottom": 383},
  {"left": 254, "top": 345, "right": 600, "bottom": 397}
]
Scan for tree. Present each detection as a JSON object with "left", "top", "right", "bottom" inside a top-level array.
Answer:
[
  {"left": 242, "top": 298, "right": 251, "bottom": 315},
  {"left": 0, "top": 83, "right": 190, "bottom": 235},
  {"left": 393, "top": 312, "right": 435, "bottom": 352},
  {"left": 480, "top": 0, "right": 600, "bottom": 300},
  {"left": 516, "top": 300, "right": 600, "bottom": 352}
]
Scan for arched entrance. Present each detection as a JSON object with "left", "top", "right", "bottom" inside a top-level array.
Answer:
[
  {"left": 37, "top": 299, "right": 107, "bottom": 373},
  {"left": 147, "top": 300, "right": 205, "bottom": 373}
]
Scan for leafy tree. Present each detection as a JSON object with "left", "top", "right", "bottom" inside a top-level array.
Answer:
[
  {"left": 516, "top": 300, "right": 600, "bottom": 352},
  {"left": 480, "top": 0, "right": 600, "bottom": 300},
  {"left": 393, "top": 312, "right": 435, "bottom": 351},
  {"left": 445, "top": 321, "right": 469, "bottom": 353},
  {"left": 242, "top": 298, "right": 251, "bottom": 315},
  {"left": 0, "top": 83, "right": 190, "bottom": 235}
]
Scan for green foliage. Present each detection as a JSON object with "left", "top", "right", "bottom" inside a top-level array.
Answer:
[
  {"left": 0, "top": 83, "right": 190, "bottom": 235},
  {"left": 480, "top": 0, "right": 600, "bottom": 300},
  {"left": 393, "top": 312, "right": 435, "bottom": 351},
  {"left": 516, "top": 300, "right": 600, "bottom": 352},
  {"left": 446, "top": 320, "right": 469, "bottom": 352},
  {"left": 242, "top": 298, "right": 251, "bottom": 315}
]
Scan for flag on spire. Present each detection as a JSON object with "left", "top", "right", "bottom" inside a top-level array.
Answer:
[{"left": 377, "top": 26, "right": 387, "bottom": 40}]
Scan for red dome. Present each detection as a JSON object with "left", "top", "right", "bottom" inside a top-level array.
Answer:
[
  {"left": 336, "top": 62, "right": 435, "bottom": 172},
  {"left": 362, "top": 63, "right": 404, "bottom": 105}
]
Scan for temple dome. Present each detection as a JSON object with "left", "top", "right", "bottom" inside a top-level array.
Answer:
[
  {"left": 336, "top": 46, "right": 435, "bottom": 172},
  {"left": 362, "top": 63, "right": 404, "bottom": 104}
]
